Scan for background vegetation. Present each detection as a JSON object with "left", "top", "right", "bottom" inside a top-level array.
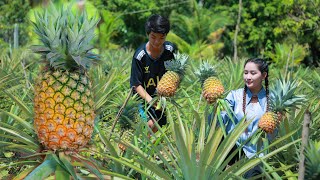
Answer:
[
  {"left": 0, "top": 0, "right": 319, "bottom": 179},
  {"left": 1, "top": 0, "right": 319, "bottom": 65}
]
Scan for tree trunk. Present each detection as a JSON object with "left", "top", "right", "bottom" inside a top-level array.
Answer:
[
  {"left": 233, "top": 0, "right": 242, "bottom": 61},
  {"left": 13, "top": 23, "right": 19, "bottom": 49},
  {"left": 109, "top": 87, "right": 134, "bottom": 139},
  {"left": 298, "top": 110, "right": 311, "bottom": 180}
]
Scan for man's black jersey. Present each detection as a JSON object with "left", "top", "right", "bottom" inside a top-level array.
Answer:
[{"left": 130, "top": 41, "right": 177, "bottom": 96}]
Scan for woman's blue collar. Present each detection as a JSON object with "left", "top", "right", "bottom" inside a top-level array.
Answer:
[{"left": 245, "top": 87, "right": 266, "bottom": 106}]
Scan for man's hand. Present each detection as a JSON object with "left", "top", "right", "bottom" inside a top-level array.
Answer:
[
  {"left": 149, "top": 98, "right": 162, "bottom": 111},
  {"left": 148, "top": 120, "right": 158, "bottom": 133}
]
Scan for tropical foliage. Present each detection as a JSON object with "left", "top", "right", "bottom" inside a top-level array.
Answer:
[
  {"left": 0, "top": 0, "right": 31, "bottom": 47},
  {"left": 0, "top": 0, "right": 319, "bottom": 179}
]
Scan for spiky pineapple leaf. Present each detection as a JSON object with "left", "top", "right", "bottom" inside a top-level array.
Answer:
[
  {"left": 94, "top": 134, "right": 168, "bottom": 179},
  {"left": 269, "top": 77, "right": 307, "bottom": 112},
  {"left": 0, "top": 110, "right": 34, "bottom": 134},
  {"left": 24, "top": 159, "right": 57, "bottom": 180},
  {"left": 195, "top": 61, "right": 217, "bottom": 83},
  {"left": 94, "top": 126, "right": 122, "bottom": 173},
  {"left": 58, "top": 152, "right": 79, "bottom": 180},
  {"left": 55, "top": 165, "right": 70, "bottom": 180},
  {"left": 233, "top": 138, "right": 301, "bottom": 177},
  {"left": 164, "top": 52, "right": 188, "bottom": 76},
  {"left": 32, "top": 3, "right": 100, "bottom": 71},
  {"left": 3, "top": 90, "right": 33, "bottom": 118},
  {"left": 0, "top": 122, "right": 38, "bottom": 147},
  {"left": 118, "top": 95, "right": 140, "bottom": 130},
  {"left": 72, "top": 154, "right": 104, "bottom": 180},
  {"left": 305, "top": 141, "right": 320, "bottom": 179},
  {"left": 12, "top": 166, "right": 37, "bottom": 180},
  {"left": 260, "top": 158, "right": 282, "bottom": 179}
]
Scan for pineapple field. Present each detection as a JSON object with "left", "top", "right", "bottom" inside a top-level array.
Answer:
[{"left": 1, "top": 0, "right": 320, "bottom": 179}]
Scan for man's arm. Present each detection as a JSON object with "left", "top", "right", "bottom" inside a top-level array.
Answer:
[{"left": 134, "top": 85, "right": 152, "bottom": 104}]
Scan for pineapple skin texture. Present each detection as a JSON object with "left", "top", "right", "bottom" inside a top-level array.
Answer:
[
  {"left": 34, "top": 70, "right": 95, "bottom": 151},
  {"left": 157, "top": 71, "right": 180, "bottom": 97},
  {"left": 203, "top": 77, "right": 224, "bottom": 104},
  {"left": 118, "top": 128, "right": 134, "bottom": 151},
  {"left": 258, "top": 112, "right": 278, "bottom": 133}
]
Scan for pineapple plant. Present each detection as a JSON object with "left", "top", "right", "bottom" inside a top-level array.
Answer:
[
  {"left": 195, "top": 61, "right": 224, "bottom": 104},
  {"left": 258, "top": 77, "right": 306, "bottom": 133},
  {"left": 305, "top": 140, "right": 320, "bottom": 179},
  {"left": 32, "top": 5, "right": 99, "bottom": 151},
  {"left": 117, "top": 96, "right": 139, "bottom": 151},
  {"left": 157, "top": 52, "right": 188, "bottom": 97}
]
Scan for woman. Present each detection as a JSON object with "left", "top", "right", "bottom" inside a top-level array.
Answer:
[{"left": 206, "top": 58, "right": 271, "bottom": 177}]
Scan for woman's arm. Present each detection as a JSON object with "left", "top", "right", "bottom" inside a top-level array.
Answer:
[{"left": 208, "top": 91, "right": 236, "bottom": 126}]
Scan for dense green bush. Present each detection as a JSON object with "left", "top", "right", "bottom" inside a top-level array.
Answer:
[
  {"left": 90, "top": 0, "right": 190, "bottom": 47},
  {"left": 208, "top": 0, "right": 319, "bottom": 66},
  {"left": 1, "top": 0, "right": 319, "bottom": 65},
  {"left": 0, "top": 0, "right": 31, "bottom": 47}
]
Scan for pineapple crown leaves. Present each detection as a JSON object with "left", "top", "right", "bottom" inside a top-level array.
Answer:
[
  {"left": 32, "top": 3, "right": 100, "bottom": 71},
  {"left": 118, "top": 95, "right": 140, "bottom": 129},
  {"left": 164, "top": 52, "right": 189, "bottom": 76},
  {"left": 194, "top": 61, "right": 217, "bottom": 83},
  {"left": 269, "top": 77, "right": 307, "bottom": 112}
]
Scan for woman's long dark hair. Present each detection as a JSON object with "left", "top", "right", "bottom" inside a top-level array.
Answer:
[{"left": 242, "top": 58, "right": 269, "bottom": 114}]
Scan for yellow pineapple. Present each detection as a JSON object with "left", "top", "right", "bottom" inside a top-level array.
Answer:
[
  {"left": 195, "top": 61, "right": 224, "bottom": 104},
  {"left": 258, "top": 112, "right": 277, "bottom": 133},
  {"left": 258, "top": 78, "right": 306, "bottom": 133},
  {"left": 32, "top": 5, "right": 99, "bottom": 151},
  {"left": 157, "top": 53, "right": 188, "bottom": 97}
]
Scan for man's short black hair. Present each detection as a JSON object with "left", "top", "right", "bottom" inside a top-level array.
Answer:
[{"left": 145, "top": 14, "right": 170, "bottom": 35}]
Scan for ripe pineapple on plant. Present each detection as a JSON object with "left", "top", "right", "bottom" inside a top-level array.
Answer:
[
  {"left": 258, "top": 78, "right": 306, "bottom": 133},
  {"left": 32, "top": 5, "right": 100, "bottom": 151},
  {"left": 195, "top": 61, "right": 224, "bottom": 104},
  {"left": 156, "top": 53, "right": 188, "bottom": 97}
]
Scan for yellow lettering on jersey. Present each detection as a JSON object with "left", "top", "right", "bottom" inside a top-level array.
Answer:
[
  {"left": 156, "top": 76, "right": 160, "bottom": 83},
  {"left": 147, "top": 78, "right": 156, "bottom": 88},
  {"left": 144, "top": 66, "right": 150, "bottom": 73}
]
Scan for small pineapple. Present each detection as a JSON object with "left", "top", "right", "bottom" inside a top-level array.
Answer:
[
  {"left": 119, "top": 129, "right": 135, "bottom": 151},
  {"left": 32, "top": 5, "right": 99, "bottom": 151},
  {"left": 258, "top": 78, "right": 306, "bottom": 133},
  {"left": 258, "top": 112, "right": 278, "bottom": 133},
  {"left": 157, "top": 53, "right": 188, "bottom": 97},
  {"left": 195, "top": 61, "right": 224, "bottom": 104}
]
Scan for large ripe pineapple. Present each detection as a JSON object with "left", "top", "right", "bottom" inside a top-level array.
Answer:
[
  {"left": 258, "top": 77, "right": 306, "bottom": 133},
  {"left": 195, "top": 61, "right": 224, "bottom": 104},
  {"left": 32, "top": 6, "right": 99, "bottom": 151},
  {"left": 157, "top": 53, "right": 188, "bottom": 97}
]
